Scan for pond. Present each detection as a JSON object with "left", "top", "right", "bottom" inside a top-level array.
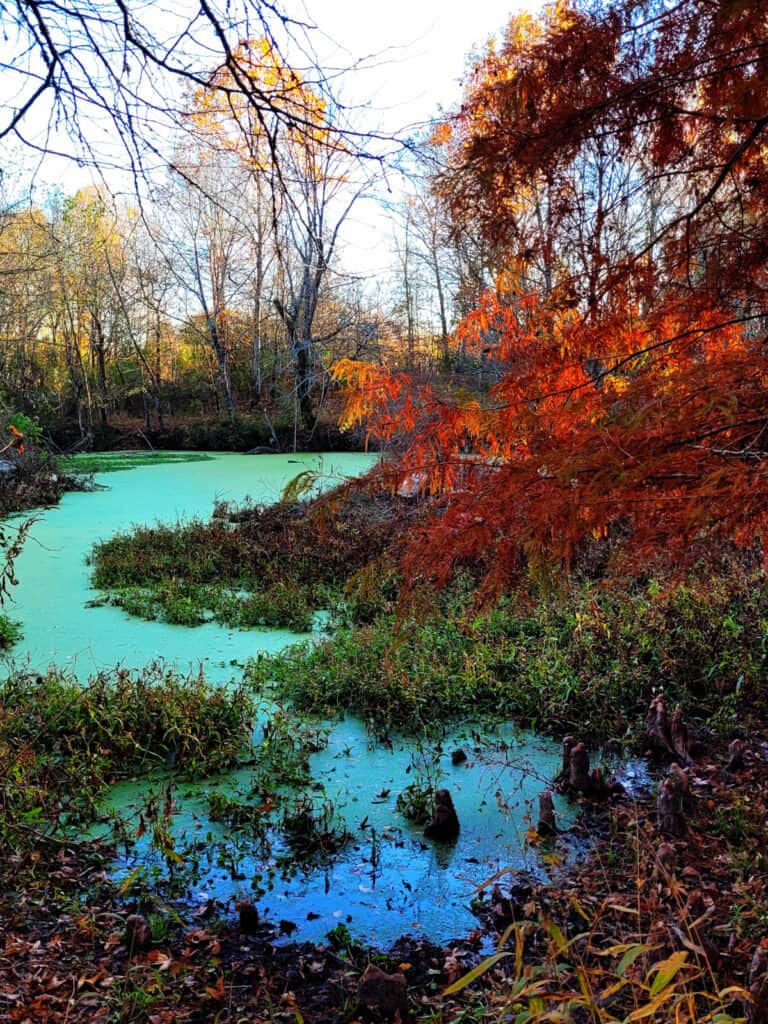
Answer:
[
  {"left": 100, "top": 715, "right": 579, "bottom": 946},
  {"left": 2, "top": 451, "right": 375, "bottom": 681},
  {"left": 1, "top": 451, "right": 584, "bottom": 946}
]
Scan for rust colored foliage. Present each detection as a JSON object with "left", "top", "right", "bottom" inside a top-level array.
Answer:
[{"left": 336, "top": 0, "right": 768, "bottom": 594}]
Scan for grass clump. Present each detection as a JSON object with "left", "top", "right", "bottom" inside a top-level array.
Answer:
[
  {"left": 0, "top": 663, "right": 253, "bottom": 845},
  {"left": 249, "top": 564, "right": 768, "bottom": 738},
  {"left": 89, "top": 488, "right": 414, "bottom": 632},
  {"left": 93, "top": 579, "right": 315, "bottom": 632}
]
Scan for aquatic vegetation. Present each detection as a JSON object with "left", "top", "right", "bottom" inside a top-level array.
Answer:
[
  {"left": 62, "top": 451, "right": 214, "bottom": 474},
  {"left": 250, "top": 563, "right": 768, "bottom": 738},
  {"left": 89, "top": 485, "right": 412, "bottom": 632},
  {"left": 280, "top": 795, "right": 353, "bottom": 858},
  {"left": 0, "top": 664, "right": 254, "bottom": 846},
  {"left": 92, "top": 578, "right": 315, "bottom": 632},
  {"left": 0, "top": 612, "right": 21, "bottom": 648}
]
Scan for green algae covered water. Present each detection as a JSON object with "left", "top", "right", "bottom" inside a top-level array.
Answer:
[
  {"left": 0, "top": 451, "right": 603, "bottom": 946},
  {"left": 2, "top": 452, "right": 375, "bottom": 680},
  {"left": 102, "top": 717, "right": 581, "bottom": 947}
]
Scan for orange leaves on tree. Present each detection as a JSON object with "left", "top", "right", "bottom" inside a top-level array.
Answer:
[
  {"left": 335, "top": 0, "right": 768, "bottom": 593},
  {"left": 336, "top": 295, "right": 768, "bottom": 593}
]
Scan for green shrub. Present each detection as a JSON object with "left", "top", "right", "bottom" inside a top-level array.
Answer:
[{"left": 249, "top": 565, "right": 768, "bottom": 738}]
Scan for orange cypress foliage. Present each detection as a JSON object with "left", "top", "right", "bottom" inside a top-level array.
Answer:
[{"left": 337, "top": 0, "right": 768, "bottom": 594}]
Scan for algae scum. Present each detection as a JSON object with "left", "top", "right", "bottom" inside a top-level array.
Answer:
[{"left": 2, "top": 451, "right": 580, "bottom": 945}]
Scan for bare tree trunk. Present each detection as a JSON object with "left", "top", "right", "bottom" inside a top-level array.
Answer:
[
  {"left": 92, "top": 314, "right": 109, "bottom": 428},
  {"left": 208, "top": 316, "right": 236, "bottom": 424},
  {"left": 291, "top": 331, "right": 315, "bottom": 431},
  {"left": 252, "top": 290, "right": 263, "bottom": 406}
]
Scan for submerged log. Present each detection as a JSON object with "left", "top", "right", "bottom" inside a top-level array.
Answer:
[
  {"left": 537, "top": 790, "right": 557, "bottom": 836},
  {"left": 424, "top": 788, "right": 460, "bottom": 842}
]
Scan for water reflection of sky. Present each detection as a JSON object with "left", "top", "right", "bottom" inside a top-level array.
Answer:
[{"left": 104, "top": 717, "right": 583, "bottom": 946}]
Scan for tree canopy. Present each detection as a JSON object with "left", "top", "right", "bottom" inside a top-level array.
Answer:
[{"left": 336, "top": 0, "right": 768, "bottom": 593}]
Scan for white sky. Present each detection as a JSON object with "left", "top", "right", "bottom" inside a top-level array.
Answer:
[
  {"left": 6, "top": 0, "right": 536, "bottom": 277},
  {"left": 303, "top": 0, "right": 526, "bottom": 134},
  {"left": 298, "top": 0, "right": 536, "bottom": 277}
]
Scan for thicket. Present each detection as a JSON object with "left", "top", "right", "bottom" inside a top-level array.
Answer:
[{"left": 251, "top": 561, "right": 768, "bottom": 740}]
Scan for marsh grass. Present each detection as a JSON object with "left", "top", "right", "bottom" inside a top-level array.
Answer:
[
  {"left": 0, "top": 611, "right": 21, "bottom": 648},
  {"left": 0, "top": 663, "right": 254, "bottom": 846},
  {"left": 89, "top": 488, "right": 413, "bottom": 632},
  {"left": 249, "top": 565, "right": 768, "bottom": 738},
  {"left": 91, "top": 579, "right": 315, "bottom": 632},
  {"left": 63, "top": 451, "right": 214, "bottom": 474}
]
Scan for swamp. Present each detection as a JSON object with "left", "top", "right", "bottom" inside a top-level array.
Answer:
[{"left": 3, "top": 0, "right": 768, "bottom": 1021}]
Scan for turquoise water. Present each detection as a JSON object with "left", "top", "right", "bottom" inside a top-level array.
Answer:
[
  {"left": 1, "top": 451, "right": 583, "bottom": 945},
  {"left": 103, "top": 717, "right": 576, "bottom": 946},
  {"left": 1, "top": 452, "right": 375, "bottom": 681}
]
